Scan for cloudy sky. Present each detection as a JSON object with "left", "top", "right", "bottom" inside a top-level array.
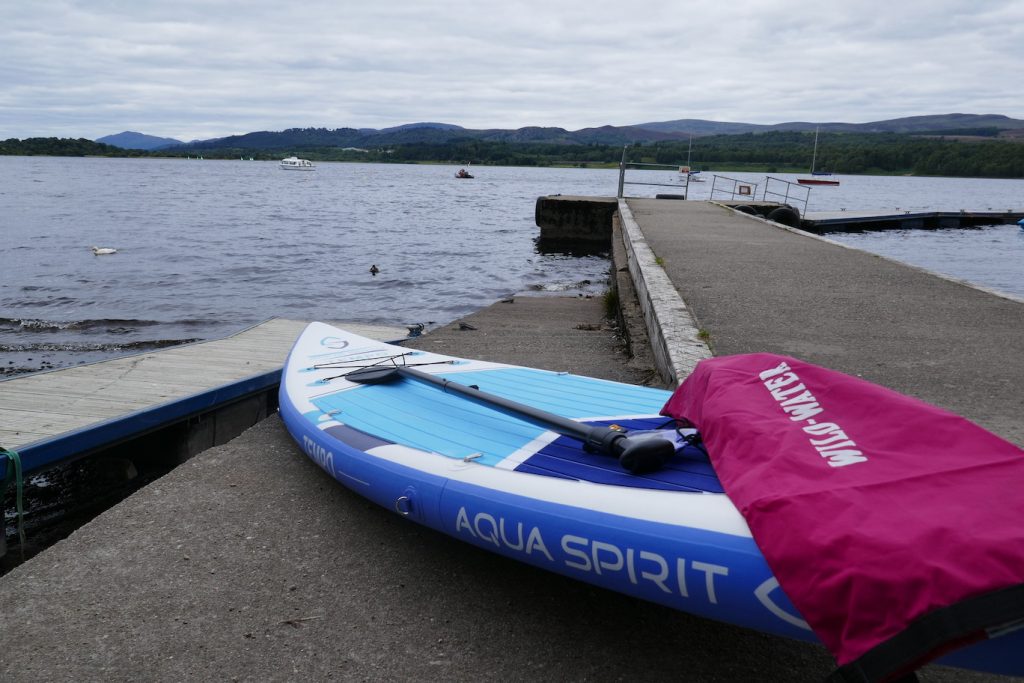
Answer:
[{"left": 3, "top": 0, "right": 1022, "bottom": 141}]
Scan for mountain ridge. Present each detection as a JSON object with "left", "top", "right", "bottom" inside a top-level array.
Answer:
[
  {"left": 95, "top": 131, "right": 184, "bottom": 150},
  {"left": 95, "top": 113, "right": 1024, "bottom": 150}
]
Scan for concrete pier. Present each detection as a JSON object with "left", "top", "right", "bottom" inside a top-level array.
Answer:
[
  {"left": 618, "top": 198, "right": 1022, "bottom": 447},
  {"left": 534, "top": 195, "right": 617, "bottom": 249}
]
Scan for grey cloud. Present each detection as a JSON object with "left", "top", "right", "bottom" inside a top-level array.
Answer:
[{"left": 1, "top": 0, "right": 1022, "bottom": 139}]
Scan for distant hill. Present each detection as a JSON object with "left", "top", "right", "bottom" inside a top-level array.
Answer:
[
  {"left": 0, "top": 137, "right": 126, "bottom": 156},
  {"left": 96, "top": 131, "right": 183, "bottom": 150},
  {"left": 378, "top": 122, "right": 465, "bottom": 133},
  {"left": 635, "top": 119, "right": 774, "bottom": 136},
  {"left": 8, "top": 121, "right": 1022, "bottom": 178},
  {"left": 158, "top": 114, "right": 1024, "bottom": 152},
  {"left": 637, "top": 113, "right": 1024, "bottom": 136},
  {"left": 171, "top": 123, "right": 690, "bottom": 151},
  {"left": 820, "top": 113, "right": 1024, "bottom": 133}
]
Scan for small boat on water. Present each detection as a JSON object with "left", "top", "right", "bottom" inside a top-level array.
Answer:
[
  {"left": 455, "top": 168, "right": 474, "bottom": 179},
  {"left": 280, "top": 322, "right": 1024, "bottom": 681},
  {"left": 679, "top": 136, "right": 705, "bottom": 181},
  {"left": 280, "top": 156, "right": 315, "bottom": 171},
  {"left": 797, "top": 127, "right": 839, "bottom": 186},
  {"left": 679, "top": 167, "right": 704, "bottom": 182}
]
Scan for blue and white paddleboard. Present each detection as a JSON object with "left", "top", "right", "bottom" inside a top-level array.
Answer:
[{"left": 279, "top": 322, "right": 1021, "bottom": 675}]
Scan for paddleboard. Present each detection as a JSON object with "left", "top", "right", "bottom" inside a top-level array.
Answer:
[{"left": 279, "top": 322, "right": 1022, "bottom": 675}]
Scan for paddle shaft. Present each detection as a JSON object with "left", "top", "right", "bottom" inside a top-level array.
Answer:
[{"left": 395, "top": 365, "right": 617, "bottom": 450}]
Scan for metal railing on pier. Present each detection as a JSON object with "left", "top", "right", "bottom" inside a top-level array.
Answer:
[
  {"left": 617, "top": 146, "right": 689, "bottom": 198},
  {"left": 762, "top": 176, "right": 811, "bottom": 215},
  {"left": 618, "top": 146, "right": 812, "bottom": 216},
  {"left": 709, "top": 175, "right": 760, "bottom": 203}
]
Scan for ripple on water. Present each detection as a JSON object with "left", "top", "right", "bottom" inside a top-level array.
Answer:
[{"left": 2, "top": 158, "right": 1022, "bottom": 373}]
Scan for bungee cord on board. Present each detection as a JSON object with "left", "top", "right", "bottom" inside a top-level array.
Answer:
[{"left": 313, "top": 352, "right": 456, "bottom": 383}]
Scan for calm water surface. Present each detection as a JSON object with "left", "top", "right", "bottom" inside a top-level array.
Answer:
[{"left": 2, "top": 157, "right": 1022, "bottom": 374}]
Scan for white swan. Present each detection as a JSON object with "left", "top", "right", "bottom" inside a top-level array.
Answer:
[{"left": 91, "top": 246, "right": 117, "bottom": 255}]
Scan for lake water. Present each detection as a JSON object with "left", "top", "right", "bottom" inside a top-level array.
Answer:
[{"left": 2, "top": 157, "right": 1022, "bottom": 375}]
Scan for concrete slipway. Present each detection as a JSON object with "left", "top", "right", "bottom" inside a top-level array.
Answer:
[{"left": 1, "top": 196, "right": 1021, "bottom": 681}]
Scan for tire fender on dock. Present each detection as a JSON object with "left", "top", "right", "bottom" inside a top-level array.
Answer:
[{"left": 767, "top": 206, "right": 801, "bottom": 228}]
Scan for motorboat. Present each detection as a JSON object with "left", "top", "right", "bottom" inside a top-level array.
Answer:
[
  {"left": 280, "top": 156, "right": 315, "bottom": 171},
  {"left": 455, "top": 168, "right": 474, "bottom": 179}
]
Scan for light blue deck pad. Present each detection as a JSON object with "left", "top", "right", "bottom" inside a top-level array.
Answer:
[{"left": 309, "top": 367, "right": 723, "bottom": 491}]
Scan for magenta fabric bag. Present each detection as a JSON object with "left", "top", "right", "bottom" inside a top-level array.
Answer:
[{"left": 662, "top": 353, "right": 1024, "bottom": 677}]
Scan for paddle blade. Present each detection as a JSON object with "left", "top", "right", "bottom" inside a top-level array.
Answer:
[{"left": 618, "top": 438, "right": 676, "bottom": 474}]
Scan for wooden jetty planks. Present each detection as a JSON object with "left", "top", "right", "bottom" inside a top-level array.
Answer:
[{"left": 0, "top": 319, "right": 407, "bottom": 451}]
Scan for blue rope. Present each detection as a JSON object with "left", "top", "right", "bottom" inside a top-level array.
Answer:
[{"left": 1, "top": 447, "right": 26, "bottom": 555}]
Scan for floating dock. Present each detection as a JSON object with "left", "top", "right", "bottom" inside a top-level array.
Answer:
[
  {"left": 0, "top": 318, "right": 407, "bottom": 476},
  {"left": 802, "top": 209, "right": 1024, "bottom": 233}
]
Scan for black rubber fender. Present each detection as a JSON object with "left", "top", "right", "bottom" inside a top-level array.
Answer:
[
  {"left": 733, "top": 205, "right": 757, "bottom": 215},
  {"left": 767, "top": 206, "right": 801, "bottom": 227}
]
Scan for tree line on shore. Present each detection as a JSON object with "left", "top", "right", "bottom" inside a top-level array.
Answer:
[{"left": 3, "top": 130, "right": 1023, "bottom": 178}]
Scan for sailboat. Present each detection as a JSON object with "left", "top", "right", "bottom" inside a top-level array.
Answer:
[
  {"left": 678, "top": 135, "right": 705, "bottom": 182},
  {"left": 798, "top": 127, "right": 840, "bottom": 186}
]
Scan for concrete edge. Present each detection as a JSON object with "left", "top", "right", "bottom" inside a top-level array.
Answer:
[
  {"left": 609, "top": 215, "right": 662, "bottom": 386},
  {"left": 618, "top": 198, "right": 712, "bottom": 386},
  {"left": 713, "top": 202, "right": 1024, "bottom": 306}
]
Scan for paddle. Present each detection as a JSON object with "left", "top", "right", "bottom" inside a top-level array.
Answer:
[{"left": 345, "top": 365, "right": 676, "bottom": 474}]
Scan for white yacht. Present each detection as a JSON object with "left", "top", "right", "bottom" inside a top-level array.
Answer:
[{"left": 279, "top": 156, "right": 315, "bottom": 171}]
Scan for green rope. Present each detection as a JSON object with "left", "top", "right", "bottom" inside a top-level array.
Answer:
[{"left": 1, "top": 447, "right": 26, "bottom": 555}]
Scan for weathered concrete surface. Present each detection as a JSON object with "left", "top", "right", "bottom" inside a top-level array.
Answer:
[
  {"left": 626, "top": 198, "right": 1024, "bottom": 447},
  {"left": 407, "top": 295, "right": 646, "bottom": 381},
  {"left": 610, "top": 214, "right": 663, "bottom": 384},
  {"left": 0, "top": 298, "right": 1013, "bottom": 682},
  {"left": 0, "top": 415, "right": 838, "bottom": 682},
  {"left": 617, "top": 199, "right": 712, "bottom": 386},
  {"left": 534, "top": 195, "right": 617, "bottom": 249}
]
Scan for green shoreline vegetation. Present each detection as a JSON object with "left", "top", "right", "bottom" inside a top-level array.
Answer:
[{"left": 3, "top": 130, "right": 1023, "bottom": 178}]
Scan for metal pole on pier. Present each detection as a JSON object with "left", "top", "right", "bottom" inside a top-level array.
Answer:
[{"left": 617, "top": 145, "right": 628, "bottom": 198}]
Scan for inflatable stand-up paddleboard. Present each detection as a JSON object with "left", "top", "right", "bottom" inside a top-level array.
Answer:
[{"left": 280, "top": 323, "right": 1024, "bottom": 678}]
